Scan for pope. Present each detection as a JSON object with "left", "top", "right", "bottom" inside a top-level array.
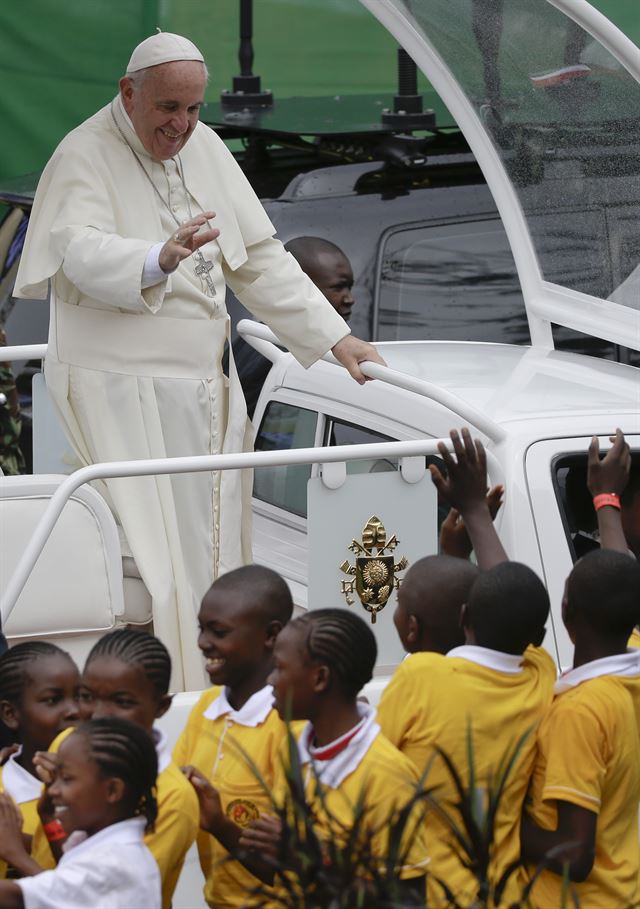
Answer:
[{"left": 14, "top": 32, "right": 383, "bottom": 689}]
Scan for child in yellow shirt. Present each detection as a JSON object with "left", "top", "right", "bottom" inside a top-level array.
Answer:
[
  {"left": 65, "top": 629, "right": 198, "bottom": 909},
  {"left": 378, "top": 428, "right": 556, "bottom": 907},
  {"left": 393, "top": 553, "right": 478, "bottom": 655},
  {"left": 521, "top": 548, "right": 640, "bottom": 908},
  {"left": 174, "top": 564, "right": 294, "bottom": 909},
  {"left": 226, "top": 608, "right": 429, "bottom": 906},
  {"left": 0, "top": 642, "right": 80, "bottom": 875}
]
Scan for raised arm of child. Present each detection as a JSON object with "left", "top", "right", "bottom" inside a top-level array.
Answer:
[
  {"left": 587, "top": 429, "right": 631, "bottom": 555},
  {"left": 429, "top": 428, "right": 508, "bottom": 569}
]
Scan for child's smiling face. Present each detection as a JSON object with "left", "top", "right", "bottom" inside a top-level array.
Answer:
[
  {"left": 197, "top": 589, "right": 276, "bottom": 694},
  {"left": 1, "top": 655, "right": 80, "bottom": 752},
  {"left": 50, "top": 732, "right": 120, "bottom": 837}
]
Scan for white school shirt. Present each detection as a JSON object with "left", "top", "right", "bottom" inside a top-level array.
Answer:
[{"left": 17, "top": 817, "right": 161, "bottom": 909}]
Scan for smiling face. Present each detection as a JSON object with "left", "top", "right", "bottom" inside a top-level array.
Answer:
[
  {"left": 80, "top": 656, "right": 170, "bottom": 733},
  {"left": 0, "top": 655, "right": 80, "bottom": 754},
  {"left": 197, "top": 588, "right": 278, "bottom": 706},
  {"left": 119, "top": 60, "right": 206, "bottom": 160},
  {"left": 50, "top": 732, "right": 123, "bottom": 837}
]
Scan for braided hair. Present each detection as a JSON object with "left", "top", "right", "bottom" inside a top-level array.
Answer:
[
  {"left": 85, "top": 630, "right": 171, "bottom": 697},
  {"left": 292, "top": 608, "right": 377, "bottom": 698},
  {"left": 0, "top": 641, "right": 74, "bottom": 705},
  {"left": 74, "top": 716, "right": 158, "bottom": 832}
]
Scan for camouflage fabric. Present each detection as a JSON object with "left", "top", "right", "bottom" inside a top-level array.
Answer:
[{"left": 0, "top": 364, "right": 25, "bottom": 475}]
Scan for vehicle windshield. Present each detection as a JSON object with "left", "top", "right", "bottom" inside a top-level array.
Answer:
[{"left": 380, "top": 0, "right": 640, "bottom": 309}]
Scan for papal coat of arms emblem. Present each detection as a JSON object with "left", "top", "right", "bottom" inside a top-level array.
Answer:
[{"left": 339, "top": 515, "right": 409, "bottom": 623}]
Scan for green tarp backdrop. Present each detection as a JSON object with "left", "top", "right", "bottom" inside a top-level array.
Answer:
[{"left": 0, "top": 0, "right": 636, "bottom": 180}]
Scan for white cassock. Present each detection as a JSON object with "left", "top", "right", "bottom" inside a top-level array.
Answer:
[{"left": 15, "top": 95, "right": 348, "bottom": 689}]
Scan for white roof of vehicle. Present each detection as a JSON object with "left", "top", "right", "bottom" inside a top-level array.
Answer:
[{"left": 277, "top": 341, "right": 640, "bottom": 436}]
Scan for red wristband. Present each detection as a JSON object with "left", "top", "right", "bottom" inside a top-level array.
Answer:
[
  {"left": 42, "top": 819, "right": 67, "bottom": 843},
  {"left": 593, "top": 493, "right": 621, "bottom": 511}
]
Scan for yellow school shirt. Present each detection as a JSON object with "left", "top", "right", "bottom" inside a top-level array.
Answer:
[
  {"left": 286, "top": 716, "right": 429, "bottom": 881},
  {"left": 377, "top": 645, "right": 556, "bottom": 907},
  {"left": 524, "top": 675, "right": 640, "bottom": 908},
  {"left": 50, "top": 725, "right": 197, "bottom": 909},
  {"left": 152, "top": 730, "right": 199, "bottom": 909},
  {"left": 173, "top": 685, "right": 287, "bottom": 909},
  {"left": 0, "top": 755, "right": 55, "bottom": 876}
]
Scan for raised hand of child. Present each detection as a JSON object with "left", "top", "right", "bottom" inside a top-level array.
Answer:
[
  {"left": 587, "top": 429, "right": 632, "bottom": 555},
  {"left": 238, "top": 815, "right": 282, "bottom": 863},
  {"left": 439, "top": 484, "right": 504, "bottom": 560},
  {"left": 430, "top": 428, "right": 490, "bottom": 515},
  {"left": 430, "top": 428, "right": 508, "bottom": 569},
  {"left": 587, "top": 429, "right": 630, "bottom": 497}
]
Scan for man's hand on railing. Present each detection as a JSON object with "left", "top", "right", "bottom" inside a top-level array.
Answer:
[{"left": 331, "top": 336, "right": 386, "bottom": 385}]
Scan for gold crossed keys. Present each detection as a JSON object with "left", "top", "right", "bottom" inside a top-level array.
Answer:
[{"left": 340, "top": 516, "right": 409, "bottom": 624}]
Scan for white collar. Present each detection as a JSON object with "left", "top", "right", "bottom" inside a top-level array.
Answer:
[
  {"left": 555, "top": 649, "right": 640, "bottom": 694},
  {"left": 152, "top": 726, "right": 171, "bottom": 774},
  {"left": 2, "top": 747, "right": 42, "bottom": 803},
  {"left": 113, "top": 95, "right": 151, "bottom": 161},
  {"left": 62, "top": 816, "right": 147, "bottom": 859},
  {"left": 298, "top": 703, "right": 380, "bottom": 789},
  {"left": 203, "top": 684, "right": 274, "bottom": 727},
  {"left": 448, "top": 644, "right": 523, "bottom": 674}
]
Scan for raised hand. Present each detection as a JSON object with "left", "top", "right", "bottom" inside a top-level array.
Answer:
[
  {"left": 159, "top": 212, "right": 220, "bottom": 274},
  {"left": 587, "top": 429, "right": 630, "bottom": 498},
  {"left": 430, "top": 427, "right": 489, "bottom": 514},
  {"left": 430, "top": 428, "right": 508, "bottom": 569}
]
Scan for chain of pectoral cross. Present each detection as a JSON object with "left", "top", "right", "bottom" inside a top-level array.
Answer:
[
  {"left": 175, "top": 156, "right": 217, "bottom": 299},
  {"left": 110, "top": 102, "right": 217, "bottom": 301}
]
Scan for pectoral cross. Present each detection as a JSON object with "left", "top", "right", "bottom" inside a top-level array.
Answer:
[{"left": 193, "top": 250, "right": 216, "bottom": 298}]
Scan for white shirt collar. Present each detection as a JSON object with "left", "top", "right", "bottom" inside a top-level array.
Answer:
[
  {"left": 2, "top": 747, "right": 42, "bottom": 803},
  {"left": 152, "top": 725, "right": 171, "bottom": 774},
  {"left": 203, "top": 684, "right": 274, "bottom": 727},
  {"left": 555, "top": 649, "right": 640, "bottom": 694},
  {"left": 297, "top": 703, "right": 380, "bottom": 789},
  {"left": 448, "top": 644, "right": 523, "bottom": 674},
  {"left": 62, "top": 817, "right": 147, "bottom": 858}
]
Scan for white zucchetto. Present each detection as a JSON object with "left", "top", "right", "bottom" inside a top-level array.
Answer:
[{"left": 126, "top": 32, "right": 204, "bottom": 73}]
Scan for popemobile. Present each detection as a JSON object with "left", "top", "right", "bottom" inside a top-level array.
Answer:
[{"left": 0, "top": 0, "right": 639, "bottom": 903}]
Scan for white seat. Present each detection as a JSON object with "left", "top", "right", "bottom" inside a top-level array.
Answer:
[{"left": 0, "top": 474, "right": 152, "bottom": 665}]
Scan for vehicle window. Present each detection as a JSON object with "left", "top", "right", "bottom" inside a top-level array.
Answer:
[
  {"left": 253, "top": 402, "right": 317, "bottom": 518},
  {"left": 553, "top": 453, "right": 640, "bottom": 562},
  {"left": 326, "top": 420, "right": 399, "bottom": 475},
  {"left": 386, "top": 0, "right": 640, "bottom": 309},
  {"left": 375, "top": 220, "right": 528, "bottom": 344},
  {"left": 326, "top": 418, "right": 452, "bottom": 542}
]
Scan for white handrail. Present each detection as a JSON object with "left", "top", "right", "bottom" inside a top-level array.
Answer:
[
  {"left": 237, "top": 320, "right": 507, "bottom": 442},
  {"left": 0, "top": 438, "right": 463, "bottom": 625},
  {"left": 3, "top": 330, "right": 507, "bottom": 442},
  {"left": 1, "top": 344, "right": 47, "bottom": 361}
]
